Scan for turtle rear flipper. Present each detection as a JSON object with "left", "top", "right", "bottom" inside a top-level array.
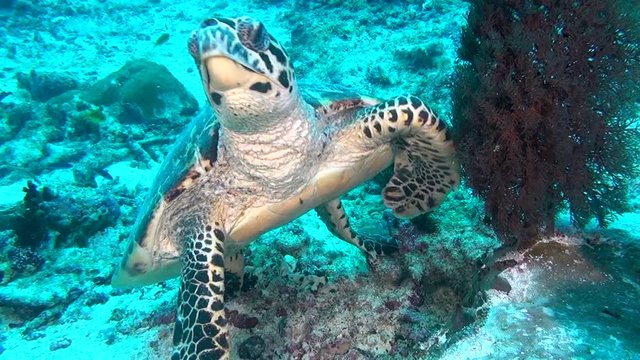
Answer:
[
  {"left": 360, "top": 96, "right": 459, "bottom": 218},
  {"left": 173, "top": 221, "right": 229, "bottom": 360},
  {"left": 224, "top": 250, "right": 260, "bottom": 298},
  {"left": 315, "top": 198, "right": 398, "bottom": 259}
]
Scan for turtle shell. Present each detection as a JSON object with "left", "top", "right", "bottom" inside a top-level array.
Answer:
[
  {"left": 299, "top": 83, "right": 380, "bottom": 121},
  {"left": 112, "top": 107, "right": 218, "bottom": 287}
]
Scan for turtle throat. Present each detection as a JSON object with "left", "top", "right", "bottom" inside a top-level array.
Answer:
[{"left": 220, "top": 99, "right": 322, "bottom": 196}]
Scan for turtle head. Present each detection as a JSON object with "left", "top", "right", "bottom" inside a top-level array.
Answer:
[{"left": 189, "top": 17, "right": 298, "bottom": 132}]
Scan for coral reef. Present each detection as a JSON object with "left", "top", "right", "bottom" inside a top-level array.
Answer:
[
  {"left": 7, "top": 245, "right": 45, "bottom": 275},
  {"left": 452, "top": 0, "right": 640, "bottom": 245},
  {"left": 1, "top": 58, "right": 199, "bottom": 190},
  {"left": 16, "top": 70, "right": 79, "bottom": 102},
  {"left": 12, "top": 181, "right": 54, "bottom": 248},
  {"left": 2, "top": 102, "right": 31, "bottom": 140},
  {"left": 285, "top": 0, "right": 466, "bottom": 111},
  {"left": 10, "top": 181, "right": 121, "bottom": 249},
  {"left": 395, "top": 42, "right": 445, "bottom": 70},
  {"left": 40, "top": 186, "right": 121, "bottom": 248},
  {"left": 81, "top": 59, "right": 198, "bottom": 124}
]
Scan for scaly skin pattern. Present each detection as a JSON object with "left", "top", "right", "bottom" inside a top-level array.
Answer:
[
  {"left": 358, "top": 96, "right": 458, "bottom": 217},
  {"left": 112, "top": 15, "right": 459, "bottom": 360},
  {"left": 315, "top": 199, "right": 398, "bottom": 258},
  {"left": 172, "top": 218, "right": 228, "bottom": 360}
]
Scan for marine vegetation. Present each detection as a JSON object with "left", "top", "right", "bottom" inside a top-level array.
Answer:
[
  {"left": 452, "top": 0, "right": 640, "bottom": 246},
  {"left": 12, "top": 181, "right": 54, "bottom": 248}
]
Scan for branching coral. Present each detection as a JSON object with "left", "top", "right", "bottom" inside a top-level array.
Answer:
[{"left": 452, "top": 0, "right": 640, "bottom": 246}]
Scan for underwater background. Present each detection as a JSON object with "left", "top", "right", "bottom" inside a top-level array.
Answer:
[{"left": 0, "top": 0, "right": 639, "bottom": 359}]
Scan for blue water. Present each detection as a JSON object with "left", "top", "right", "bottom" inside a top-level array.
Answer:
[{"left": 0, "top": 1, "right": 639, "bottom": 359}]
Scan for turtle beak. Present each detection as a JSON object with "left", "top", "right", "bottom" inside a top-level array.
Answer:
[
  {"left": 203, "top": 56, "right": 269, "bottom": 93},
  {"left": 204, "top": 56, "right": 251, "bottom": 92}
]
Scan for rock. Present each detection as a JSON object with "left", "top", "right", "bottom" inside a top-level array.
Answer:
[
  {"left": 84, "top": 290, "right": 109, "bottom": 307},
  {"left": 45, "top": 96, "right": 109, "bottom": 140},
  {"left": 49, "top": 337, "right": 72, "bottom": 351},
  {"left": 227, "top": 310, "right": 259, "bottom": 329},
  {"left": 6, "top": 102, "right": 33, "bottom": 134},
  {"left": 238, "top": 335, "right": 266, "bottom": 359},
  {"left": 0, "top": 229, "right": 15, "bottom": 250},
  {"left": 398, "top": 310, "right": 433, "bottom": 343},
  {"left": 0, "top": 138, "right": 45, "bottom": 171},
  {"left": 0, "top": 203, "right": 21, "bottom": 233},
  {"left": 369, "top": 255, "right": 406, "bottom": 286},
  {"left": 467, "top": 235, "right": 640, "bottom": 358},
  {"left": 46, "top": 189, "right": 120, "bottom": 247},
  {"left": 0, "top": 273, "right": 79, "bottom": 316},
  {"left": 275, "top": 225, "right": 308, "bottom": 255},
  {"left": 7, "top": 246, "right": 44, "bottom": 275},
  {"left": 428, "top": 285, "right": 460, "bottom": 323},
  {"left": 99, "top": 327, "right": 117, "bottom": 345},
  {"left": 52, "top": 248, "right": 112, "bottom": 282},
  {"left": 23, "top": 330, "right": 45, "bottom": 341},
  {"left": 42, "top": 142, "right": 85, "bottom": 169},
  {"left": 321, "top": 335, "right": 351, "bottom": 357},
  {"left": 394, "top": 42, "right": 445, "bottom": 70},
  {"left": 17, "top": 70, "right": 79, "bottom": 102},
  {"left": 24, "top": 306, "right": 64, "bottom": 334},
  {"left": 10, "top": 0, "right": 34, "bottom": 13}
]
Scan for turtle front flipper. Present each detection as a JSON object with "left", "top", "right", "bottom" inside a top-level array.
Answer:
[
  {"left": 315, "top": 198, "right": 398, "bottom": 258},
  {"left": 359, "top": 96, "right": 459, "bottom": 218},
  {"left": 173, "top": 221, "right": 229, "bottom": 360}
]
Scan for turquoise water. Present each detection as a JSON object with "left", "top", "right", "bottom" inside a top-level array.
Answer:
[{"left": 1, "top": 1, "right": 639, "bottom": 359}]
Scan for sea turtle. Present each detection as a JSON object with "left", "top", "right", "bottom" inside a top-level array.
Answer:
[{"left": 111, "top": 16, "right": 459, "bottom": 360}]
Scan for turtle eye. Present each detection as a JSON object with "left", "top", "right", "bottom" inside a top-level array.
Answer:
[
  {"left": 237, "top": 17, "right": 270, "bottom": 52},
  {"left": 201, "top": 18, "right": 218, "bottom": 28}
]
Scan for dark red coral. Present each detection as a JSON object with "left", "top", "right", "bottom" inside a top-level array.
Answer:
[{"left": 453, "top": 0, "right": 640, "bottom": 246}]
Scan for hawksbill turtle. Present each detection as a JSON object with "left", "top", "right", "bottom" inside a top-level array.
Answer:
[{"left": 111, "top": 16, "right": 459, "bottom": 360}]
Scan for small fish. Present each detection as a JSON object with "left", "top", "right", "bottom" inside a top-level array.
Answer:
[
  {"left": 601, "top": 308, "right": 622, "bottom": 319},
  {"left": 51, "top": 162, "right": 73, "bottom": 169},
  {"left": 155, "top": 33, "right": 170, "bottom": 45}
]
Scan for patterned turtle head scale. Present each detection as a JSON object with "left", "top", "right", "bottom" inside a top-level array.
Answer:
[{"left": 189, "top": 17, "right": 296, "bottom": 132}]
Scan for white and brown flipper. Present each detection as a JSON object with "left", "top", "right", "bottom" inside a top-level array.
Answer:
[
  {"left": 173, "top": 219, "right": 229, "bottom": 360},
  {"left": 357, "top": 96, "right": 459, "bottom": 218}
]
